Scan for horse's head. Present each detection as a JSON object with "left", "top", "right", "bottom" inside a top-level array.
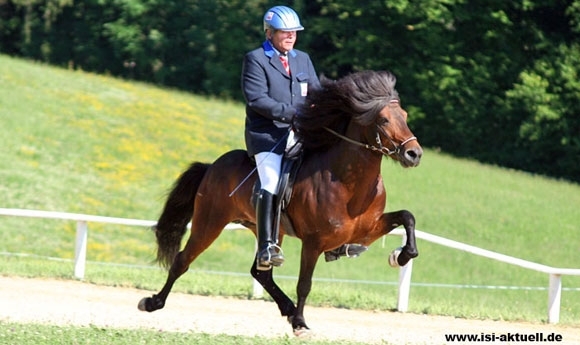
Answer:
[
  {"left": 372, "top": 99, "right": 422, "bottom": 168},
  {"left": 294, "top": 70, "right": 422, "bottom": 168}
]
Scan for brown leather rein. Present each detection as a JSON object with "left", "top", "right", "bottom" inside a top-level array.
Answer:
[{"left": 323, "top": 126, "right": 416, "bottom": 157}]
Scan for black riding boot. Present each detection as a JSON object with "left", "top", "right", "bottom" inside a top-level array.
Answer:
[
  {"left": 324, "top": 243, "right": 368, "bottom": 262},
  {"left": 256, "top": 190, "right": 285, "bottom": 271}
]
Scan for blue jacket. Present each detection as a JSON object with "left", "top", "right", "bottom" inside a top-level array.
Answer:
[{"left": 242, "top": 40, "right": 320, "bottom": 156}]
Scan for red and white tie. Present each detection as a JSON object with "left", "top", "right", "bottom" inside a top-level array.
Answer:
[{"left": 279, "top": 55, "right": 290, "bottom": 75}]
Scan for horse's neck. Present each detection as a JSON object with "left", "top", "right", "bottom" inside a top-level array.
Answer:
[
  {"left": 325, "top": 143, "right": 383, "bottom": 187},
  {"left": 330, "top": 121, "right": 381, "bottom": 182},
  {"left": 326, "top": 144, "right": 385, "bottom": 216}
]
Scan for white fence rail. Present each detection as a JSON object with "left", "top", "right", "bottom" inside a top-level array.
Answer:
[{"left": 1, "top": 207, "right": 579, "bottom": 324}]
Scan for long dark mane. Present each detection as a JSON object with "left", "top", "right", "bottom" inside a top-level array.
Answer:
[{"left": 294, "top": 70, "right": 399, "bottom": 150}]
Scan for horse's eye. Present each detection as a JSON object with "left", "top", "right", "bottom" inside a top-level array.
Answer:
[{"left": 378, "top": 117, "right": 389, "bottom": 126}]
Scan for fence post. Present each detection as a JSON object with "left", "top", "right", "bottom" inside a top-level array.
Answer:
[
  {"left": 548, "top": 273, "right": 561, "bottom": 323},
  {"left": 74, "top": 221, "right": 88, "bottom": 280},
  {"left": 397, "top": 234, "right": 413, "bottom": 312}
]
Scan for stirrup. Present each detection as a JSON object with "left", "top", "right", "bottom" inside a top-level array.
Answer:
[
  {"left": 324, "top": 244, "right": 368, "bottom": 262},
  {"left": 257, "top": 243, "right": 285, "bottom": 271}
]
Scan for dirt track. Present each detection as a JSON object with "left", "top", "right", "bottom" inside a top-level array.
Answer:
[{"left": 1, "top": 276, "right": 579, "bottom": 344}]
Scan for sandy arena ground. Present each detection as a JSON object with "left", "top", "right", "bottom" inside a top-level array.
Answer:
[{"left": 1, "top": 276, "right": 579, "bottom": 344}]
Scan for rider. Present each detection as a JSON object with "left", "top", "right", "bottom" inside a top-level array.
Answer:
[{"left": 242, "top": 5, "right": 367, "bottom": 271}]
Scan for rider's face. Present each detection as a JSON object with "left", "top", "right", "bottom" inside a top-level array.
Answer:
[{"left": 268, "top": 29, "right": 297, "bottom": 54}]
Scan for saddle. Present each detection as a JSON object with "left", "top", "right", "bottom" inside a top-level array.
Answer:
[{"left": 251, "top": 141, "right": 303, "bottom": 238}]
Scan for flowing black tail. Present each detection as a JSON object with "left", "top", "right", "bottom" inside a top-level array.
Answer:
[{"left": 154, "top": 162, "right": 210, "bottom": 269}]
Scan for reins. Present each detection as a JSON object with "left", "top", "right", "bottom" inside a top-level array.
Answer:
[{"left": 323, "top": 126, "right": 416, "bottom": 158}]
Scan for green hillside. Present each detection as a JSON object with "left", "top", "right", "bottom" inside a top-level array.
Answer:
[{"left": 1, "top": 54, "right": 579, "bottom": 324}]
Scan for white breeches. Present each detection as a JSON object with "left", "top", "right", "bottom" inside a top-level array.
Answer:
[
  {"left": 254, "top": 151, "right": 283, "bottom": 195},
  {"left": 286, "top": 129, "right": 297, "bottom": 149}
]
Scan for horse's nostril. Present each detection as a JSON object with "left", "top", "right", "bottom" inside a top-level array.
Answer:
[{"left": 405, "top": 148, "right": 423, "bottom": 162}]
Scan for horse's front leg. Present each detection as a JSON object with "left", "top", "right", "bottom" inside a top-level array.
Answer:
[
  {"left": 383, "top": 210, "right": 419, "bottom": 267},
  {"left": 290, "top": 244, "right": 320, "bottom": 336}
]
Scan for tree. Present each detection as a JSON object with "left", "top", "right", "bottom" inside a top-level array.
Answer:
[{"left": 2, "top": 0, "right": 579, "bottom": 181}]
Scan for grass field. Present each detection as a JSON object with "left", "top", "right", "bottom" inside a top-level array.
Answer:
[
  {"left": 1, "top": 53, "right": 580, "bottom": 326},
  {"left": 0, "top": 321, "right": 368, "bottom": 345}
]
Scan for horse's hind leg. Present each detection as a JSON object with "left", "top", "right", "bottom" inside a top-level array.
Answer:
[
  {"left": 138, "top": 256, "right": 181, "bottom": 312},
  {"left": 384, "top": 210, "right": 418, "bottom": 267},
  {"left": 138, "top": 224, "right": 225, "bottom": 312}
]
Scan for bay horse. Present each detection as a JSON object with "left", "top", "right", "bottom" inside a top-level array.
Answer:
[{"left": 138, "top": 70, "right": 423, "bottom": 335}]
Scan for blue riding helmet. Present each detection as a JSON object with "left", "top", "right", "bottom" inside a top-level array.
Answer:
[{"left": 263, "top": 6, "right": 304, "bottom": 31}]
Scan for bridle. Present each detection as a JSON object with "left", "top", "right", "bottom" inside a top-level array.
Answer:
[
  {"left": 323, "top": 126, "right": 416, "bottom": 157},
  {"left": 322, "top": 100, "right": 417, "bottom": 157}
]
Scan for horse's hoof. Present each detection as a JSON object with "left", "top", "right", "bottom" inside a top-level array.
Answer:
[
  {"left": 137, "top": 297, "right": 149, "bottom": 311},
  {"left": 388, "top": 247, "right": 402, "bottom": 268},
  {"left": 138, "top": 294, "right": 166, "bottom": 312},
  {"left": 293, "top": 326, "right": 311, "bottom": 338},
  {"left": 138, "top": 296, "right": 163, "bottom": 312}
]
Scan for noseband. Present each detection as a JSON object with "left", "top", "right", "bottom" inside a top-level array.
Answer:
[{"left": 323, "top": 126, "right": 416, "bottom": 157}]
